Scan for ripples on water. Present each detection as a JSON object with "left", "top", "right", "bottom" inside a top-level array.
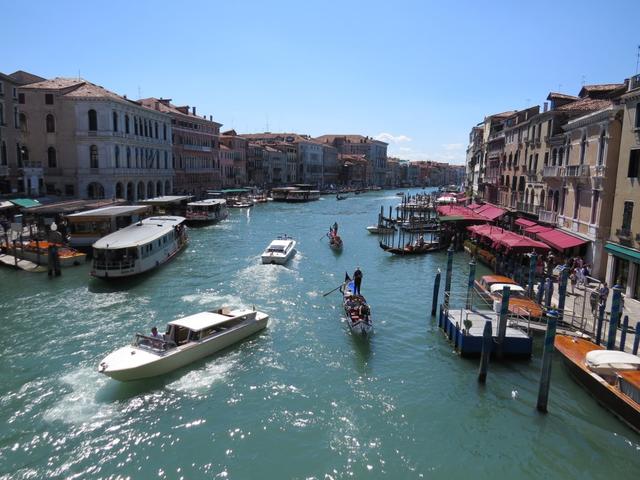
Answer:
[{"left": 1, "top": 189, "right": 639, "bottom": 479}]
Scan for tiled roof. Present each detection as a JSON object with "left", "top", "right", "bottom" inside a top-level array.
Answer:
[
  {"left": 63, "top": 82, "right": 127, "bottom": 101},
  {"left": 315, "top": 134, "right": 386, "bottom": 145},
  {"left": 581, "top": 83, "right": 624, "bottom": 92},
  {"left": 7, "top": 70, "right": 45, "bottom": 85},
  {"left": 555, "top": 97, "right": 612, "bottom": 112},
  {"left": 547, "top": 92, "right": 579, "bottom": 101},
  {"left": 21, "top": 77, "right": 85, "bottom": 90},
  {"left": 240, "top": 132, "right": 322, "bottom": 145}
]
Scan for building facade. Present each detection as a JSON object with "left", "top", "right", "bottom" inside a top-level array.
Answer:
[
  {"left": 315, "top": 135, "right": 388, "bottom": 186},
  {"left": 139, "top": 98, "right": 221, "bottom": 196},
  {"left": 20, "top": 78, "right": 173, "bottom": 200}
]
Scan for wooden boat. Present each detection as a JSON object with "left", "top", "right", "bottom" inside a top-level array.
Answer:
[
  {"left": 329, "top": 233, "right": 343, "bottom": 251},
  {"left": 14, "top": 240, "right": 86, "bottom": 267},
  {"left": 474, "top": 275, "right": 543, "bottom": 319},
  {"left": 340, "top": 274, "right": 373, "bottom": 336},
  {"left": 99, "top": 307, "right": 269, "bottom": 381},
  {"left": 555, "top": 335, "right": 640, "bottom": 433},
  {"left": 379, "top": 240, "right": 443, "bottom": 255},
  {"left": 336, "top": 193, "right": 348, "bottom": 201},
  {"left": 366, "top": 225, "right": 396, "bottom": 234}
]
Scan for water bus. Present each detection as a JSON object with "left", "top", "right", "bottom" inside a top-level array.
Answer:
[
  {"left": 66, "top": 205, "right": 151, "bottom": 249},
  {"left": 185, "top": 199, "right": 228, "bottom": 224}
]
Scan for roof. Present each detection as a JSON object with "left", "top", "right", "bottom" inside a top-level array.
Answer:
[
  {"left": 187, "top": 199, "right": 227, "bottom": 206},
  {"left": 140, "top": 195, "right": 193, "bottom": 205},
  {"left": 474, "top": 204, "right": 506, "bottom": 221},
  {"left": 0, "top": 201, "right": 14, "bottom": 211},
  {"left": 490, "top": 283, "right": 525, "bottom": 294},
  {"left": 67, "top": 205, "right": 150, "bottom": 218},
  {"left": 6, "top": 70, "right": 45, "bottom": 85},
  {"left": 515, "top": 218, "right": 537, "bottom": 228},
  {"left": 267, "top": 239, "right": 294, "bottom": 249},
  {"left": 555, "top": 97, "right": 612, "bottom": 113},
  {"left": 578, "top": 83, "right": 625, "bottom": 98},
  {"left": 481, "top": 275, "right": 516, "bottom": 285},
  {"left": 605, "top": 242, "right": 640, "bottom": 263},
  {"left": 315, "top": 134, "right": 388, "bottom": 145},
  {"left": 468, "top": 225, "right": 550, "bottom": 252},
  {"left": 21, "top": 77, "right": 85, "bottom": 90},
  {"left": 525, "top": 225, "right": 553, "bottom": 234},
  {"left": 535, "top": 229, "right": 587, "bottom": 250},
  {"left": 93, "top": 216, "right": 185, "bottom": 249},
  {"left": 168, "top": 311, "right": 234, "bottom": 331},
  {"left": 547, "top": 92, "right": 579, "bottom": 101},
  {"left": 138, "top": 98, "right": 222, "bottom": 126},
  {"left": 10, "top": 198, "right": 41, "bottom": 209},
  {"left": 437, "top": 205, "right": 491, "bottom": 222}
]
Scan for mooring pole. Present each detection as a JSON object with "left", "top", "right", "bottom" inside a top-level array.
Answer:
[
  {"left": 536, "top": 278, "right": 545, "bottom": 305},
  {"left": 633, "top": 322, "right": 640, "bottom": 355},
  {"left": 466, "top": 258, "right": 476, "bottom": 309},
  {"left": 544, "top": 278, "right": 554, "bottom": 309},
  {"left": 537, "top": 309, "right": 558, "bottom": 413},
  {"left": 478, "top": 320, "right": 492, "bottom": 383},
  {"left": 606, "top": 284, "right": 623, "bottom": 350},
  {"left": 496, "top": 285, "right": 511, "bottom": 360},
  {"left": 431, "top": 268, "right": 441, "bottom": 316},
  {"left": 527, "top": 251, "right": 537, "bottom": 298},
  {"left": 620, "top": 315, "right": 629, "bottom": 351},
  {"left": 556, "top": 267, "right": 569, "bottom": 324},
  {"left": 444, "top": 245, "right": 454, "bottom": 308},
  {"left": 595, "top": 302, "right": 605, "bottom": 345}
]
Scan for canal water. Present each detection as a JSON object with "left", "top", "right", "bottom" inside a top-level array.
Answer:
[{"left": 1, "top": 189, "right": 638, "bottom": 479}]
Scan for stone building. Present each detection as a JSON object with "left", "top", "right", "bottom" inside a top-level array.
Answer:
[
  {"left": 315, "top": 135, "right": 388, "bottom": 186},
  {"left": 0, "top": 70, "right": 45, "bottom": 195},
  {"left": 139, "top": 98, "right": 221, "bottom": 196},
  {"left": 19, "top": 78, "right": 173, "bottom": 200},
  {"left": 605, "top": 74, "right": 640, "bottom": 298},
  {"left": 220, "top": 130, "right": 248, "bottom": 187}
]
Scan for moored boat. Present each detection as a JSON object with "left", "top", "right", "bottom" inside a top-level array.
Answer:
[
  {"left": 185, "top": 199, "right": 228, "bottom": 224},
  {"left": 379, "top": 238, "right": 443, "bottom": 255},
  {"left": 366, "top": 225, "right": 396, "bottom": 234},
  {"left": 474, "top": 275, "right": 543, "bottom": 319},
  {"left": 261, "top": 235, "right": 297, "bottom": 265},
  {"left": 555, "top": 335, "right": 640, "bottom": 433},
  {"left": 340, "top": 274, "right": 373, "bottom": 336},
  {"left": 91, "top": 216, "right": 187, "bottom": 279},
  {"left": 98, "top": 307, "right": 269, "bottom": 381},
  {"left": 14, "top": 240, "right": 86, "bottom": 267}
]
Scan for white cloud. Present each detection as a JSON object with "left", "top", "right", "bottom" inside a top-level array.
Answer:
[
  {"left": 375, "top": 132, "right": 412, "bottom": 143},
  {"left": 442, "top": 143, "right": 463, "bottom": 151}
]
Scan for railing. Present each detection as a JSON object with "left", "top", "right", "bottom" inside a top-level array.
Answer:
[
  {"left": 565, "top": 164, "right": 590, "bottom": 178},
  {"left": 538, "top": 209, "right": 558, "bottom": 224},
  {"left": 93, "top": 259, "right": 136, "bottom": 271},
  {"left": 542, "top": 165, "right": 563, "bottom": 178},
  {"left": 516, "top": 202, "right": 540, "bottom": 215},
  {"left": 616, "top": 228, "right": 632, "bottom": 239}
]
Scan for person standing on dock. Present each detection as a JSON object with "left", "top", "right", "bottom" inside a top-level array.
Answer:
[{"left": 353, "top": 267, "right": 363, "bottom": 295}]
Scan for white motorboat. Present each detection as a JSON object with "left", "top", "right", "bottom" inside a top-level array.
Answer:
[
  {"left": 185, "top": 199, "right": 228, "bottom": 224},
  {"left": 91, "top": 216, "right": 188, "bottom": 279},
  {"left": 261, "top": 235, "right": 296, "bottom": 265},
  {"left": 98, "top": 307, "right": 269, "bottom": 381},
  {"left": 366, "top": 225, "right": 396, "bottom": 234}
]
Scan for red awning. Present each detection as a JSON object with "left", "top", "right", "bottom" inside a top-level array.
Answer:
[
  {"left": 467, "top": 203, "right": 483, "bottom": 210},
  {"left": 535, "top": 229, "right": 587, "bottom": 251},
  {"left": 525, "top": 225, "right": 553, "bottom": 234},
  {"left": 437, "top": 205, "right": 492, "bottom": 221},
  {"left": 475, "top": 204, "right": 507, "bottom": 221},
  {"left": 515, "top": 218, "right": 537, "bottom": 228}
]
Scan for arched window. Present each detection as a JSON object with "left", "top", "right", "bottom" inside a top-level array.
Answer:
[
  {"left": 125, "top": 114, "right": 130, "bottom": 134},
  {"left": 154, "top": 122, "right": 158, "bottom": 138},
  {"left": 163, "top": 124, "right": 167, "bottom": 140},
  {"left": 112, "top": 111, "right": 118, "bottom": 132},
  {"left": 46, "top": 114, "right": 55, "bottom": 133},
  {"left": 90, "top": 145, "right": 98, "bottom": 168},
  {"left": 558, "top": 147, "right": 564, "bottom": 166},
  {"left": 164, "top": 151, "right": 168, "bottom": 169},
  {"left": 0, "top": 103, "right": 4, "bottom": 125},
  {"left": 115, "top": 146, "right": 120, "bottom": 168},
  {"left": 144, "top": 119, "right": 148, "bottom": 137},
  {"left": 156, "top": 150, "right": 160, "bottom": 169},
  {"left": 88, "top": 109, "right": 97, "bottom": 131},
  {"left": 1, "top": 141, "right": 7, "bottom": 166},
  {"left": 597, "top": 131, "right": 606, "bottom": 166},
  {"left": 579, "top": 134, "right": 587, "bottom": 165},
  {"left": 47, "top": 147, "right": 57, "bottom": 168},
  {"left": 126, "top": 147, "right": 131, "bottom": 168},
  {"left": 134, "top": 117, "right": 139, "bottom": 136}
]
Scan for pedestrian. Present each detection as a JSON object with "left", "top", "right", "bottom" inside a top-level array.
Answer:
[
  {"left": 569, "top": 268, "right": 577, "bottom": 294},
  {"left": 353, "top": 266, "right": 363, "bottom": 295},
  {"left": 598, "top": 282, "right": 609, "bottom": 306},
  {"left": 576, "top": 266, "right": 585, "bottom": 289},
  {"left": 544, "top": 277, "right": 554, "bottom": 307}
]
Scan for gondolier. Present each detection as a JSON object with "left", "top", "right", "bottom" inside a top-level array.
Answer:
[{"left": 353, "top": 267, "right": 363, "bottom": 295}]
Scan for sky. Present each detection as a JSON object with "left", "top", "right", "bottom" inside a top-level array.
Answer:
[{"left": 3, "top": 0, "right": 640, "bottom": 165}]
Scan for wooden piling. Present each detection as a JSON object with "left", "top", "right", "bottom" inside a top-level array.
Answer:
[
  {"left": 527, "top": 251, "right": 537, "bottom": 298},
  {"left": 606, "top": 285, "right": 623, "bottom": 350},
  {"left": 477, "top": 320, "right": 492, "bottom": 384},
  {"left": 620, "top": 315, "right": 629, "bottom": 351},
  {"left": 496, "top": 285, "right": 511, "bottom": 360},
  {"left": 633, "top": 322, "right": 640, "bottom": 355},
  {"left": 444, "top": 246, "right": 454, "bottom": 308},
  {"left": 466, "top": 258, "right": 476, "bottom": 309},
  {"left": 556, "top": 267, "right": 569, "bottom": 323},
  {"left": 537, "top": 309, "right": 558, "bottom": 413},
  {"left": 595, "top": 302, "right": 605, "bottom": 345},
  {"left": 431, "top": 269, "right": 441, "bottom": 316},
  {"left": 536, "top": 278, "right": 544, "bottom": 305}
]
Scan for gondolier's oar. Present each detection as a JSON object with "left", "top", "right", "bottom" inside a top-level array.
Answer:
[
  {"left": 322, "top": 283, "right": 344, "bottom": 297},
  {"left": 319, "top": 232, "right": 328, "bottom": 241}
]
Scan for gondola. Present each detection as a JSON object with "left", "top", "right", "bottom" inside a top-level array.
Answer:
[
  {"left": 378, "top": 240, "right": 444, "bottom": 255},
  {"left": 329, "top": 233, "right": 343, "bottom": 251},
  {"left": 340, "top": 274, "right": 373, "bottom": 336}
]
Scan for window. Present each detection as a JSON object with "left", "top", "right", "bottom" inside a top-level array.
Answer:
[
  {"left": 154, "top": 122, "right": 158, "bottom": 138},
  {"left": 46, "top": 114, "right": 55, "bottom": 133},
  {"left": 636, "top": 103, "right": 640, "bottom": 129},
  {"left": 18, "top": 93, "right": 25, "bottom": 104},
  {"left": 125, "top": 115, "right": 130, "bottom": 134},
  {"left": 597, "top": 131, "right": 606, "bottom": 165},
  {"left": 90, "top": 145, "right": 98, "bottom": 168},
  {"left": 163, "top": 124, "right": 167, "bottom": 140},
  {"left": 622, "top": 201, "right": 634, "bottom": 230},
  {"left": 126, "top": 147, "right": 131, "bottom": 168},
  {"left": 0, "top": 81, "right": 3, "bottom": 95},
  {"left": 45, "top": 93, "right": 54, "bottom": 105},
  {"left": 0, "top": 141, "right": 6, "bottom": 165},
  {"left": 88, "top": 109, "right": 97, "bottom": 131},
  {"left": 573, "top": 188, "right": 580, "bottom": 219},
  {"left": 19, "top": 113, "right": 27, "bottom": 133},
  {"left": 115, "top": 146, "right": 120, "bottom": 168},
  {"left": 628, "top": 150, "right": 640, "bottom": 178},
  {"left": 164, "top": 151, "right": 168, "bottom": 169},
  {"left": 65, "top": 184, "right": 75, "bottom": 196},
  {"left": 112, "top": 111, "right": 118, "bottom": 132},
  {"left": 579, "top": 134, "right": 587, "bottom": 164},
  {"left": 0, "top": 102, "right": 3, "bottom": 125},
  {"left": 47, "top": 147, "right": 57, "bottom": 167}
]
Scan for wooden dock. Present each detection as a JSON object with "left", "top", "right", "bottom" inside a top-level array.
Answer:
[
  {"left": 0, "top": 254, "right": 47, "bottom": 272},
  {"left": 439, "top": 308, "right": 533, "bottom": 358}
]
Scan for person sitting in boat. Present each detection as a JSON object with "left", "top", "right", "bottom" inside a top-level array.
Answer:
[
  {"left": 150, "top": 326, "right": 164, "bottom": 348},
  {"left": 414, "top": 234, "right": 425, "bottom": 248},
  {"left": 358, "top": 303, "right": 370, "bottom": 319}
]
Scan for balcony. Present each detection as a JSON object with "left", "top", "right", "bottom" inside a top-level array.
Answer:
[
  {"left": 182, "top": 144, "right": 212, "bottom": 152},
  {"left": 542, "top": 165, "right": 563, "bottom": 178},
  {"left": 538, "top": 209, "right": 558, "bottom": 224},
  {"left": 616, "top": 228, "right": 632, "bottom": 239},
  {"left": 565, "top": 164, "right": 590, "bottom": 178},
  {"left": 590, "top": 165, "right": 605, "bottom": 190},
  {"left": 526, "top": 170, "right": 540, "bottom": 182},
  {"left": 516, "top": 202, "right": 540, "bottom": 215}
]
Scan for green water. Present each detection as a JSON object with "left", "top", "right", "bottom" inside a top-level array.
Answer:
[{"left": 1, "top": 189, "right": 638, "bottom": 479}]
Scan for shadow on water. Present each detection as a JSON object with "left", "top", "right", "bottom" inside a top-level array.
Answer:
[
  {"left": 351, "top": 334, "right": 373, "bottom": 371},
  {"left": 87, "top": 273, "right": 152, "bottom": 293}
]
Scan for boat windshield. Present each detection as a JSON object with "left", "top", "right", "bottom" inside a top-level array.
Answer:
[{"left": 132, "top": 333, "right": 177, "bottom": 352}]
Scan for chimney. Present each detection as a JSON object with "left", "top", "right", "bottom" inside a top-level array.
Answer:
[
  {"left": 155, "top": 101, "right": 160, "bottom": 110},
  {"left": 209, "top": 115, "right": 212, "bottom": 121},
  {"left": 192, "top": 106, "right": 196, "bottom": 115},
  {"left": 543, "top": 102, "right": 548, "bottom": 113}
]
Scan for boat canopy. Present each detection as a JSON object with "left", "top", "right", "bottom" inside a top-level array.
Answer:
[
  {"left": 267, "top": 239, "right": 292, "bottom": 252},
  {"left": 93, "top": 216, "right": 185, "bottom": 249},
  {"left": 188, "top": 199, "right": 226, "bottom": 207},
  {"left": 168, "top": 310, "right": 253, "bottom": 331},
  {"left": 489, "top": 283, "right": 525, "bottom": 294},
  {"left": 586, "top": 350, "right": 640, "bottom": 374}
]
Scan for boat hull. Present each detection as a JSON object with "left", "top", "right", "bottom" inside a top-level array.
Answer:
[
  {"left": 261, "top": 249, "right": 296, "bottom": 265},
  {"left": 342, "top": 279, "right": 373, "bottom": 337},
  {"left": 101, "top": 315, "right": 268, "bottom": 381},
  {"left": 366, "top": 226, "right": 395, "bottom": 234}
]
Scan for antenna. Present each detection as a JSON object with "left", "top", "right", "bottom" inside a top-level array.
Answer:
[
  {"left": 581, "top": 75, "right": 586, "bottom": 86},
  {"left": 137, "top": 86, "right": 142, "bottom": 99},
  {"left": 266, "top": 113, "right": 270, "bottom": 132},
  {"left": 636, "top": 45, "right": 640, "bottom": 74}
]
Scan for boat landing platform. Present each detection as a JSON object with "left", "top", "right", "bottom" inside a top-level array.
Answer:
[
  {"left": 438, "top": 308, "right": 533, "bottom": 358},
  {"left": 0, "top": 254, "right": 47, "bottom": 272}
]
